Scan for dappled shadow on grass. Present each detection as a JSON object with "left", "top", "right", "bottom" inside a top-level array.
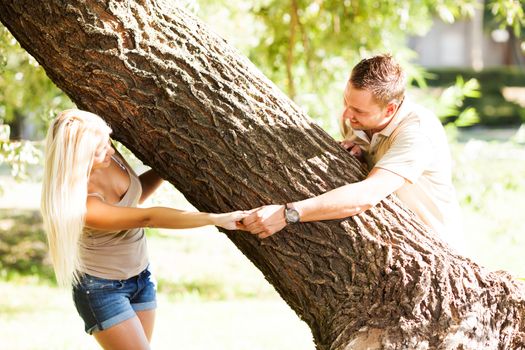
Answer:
[{"left": 0, "top": 209, "right": 55, "bottom": 284}]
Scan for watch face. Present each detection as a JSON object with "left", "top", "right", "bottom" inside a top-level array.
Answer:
[{"left": 285, "top": 208, "right": 300, "bottom": 223}]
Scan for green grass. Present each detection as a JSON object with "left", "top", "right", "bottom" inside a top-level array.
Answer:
[
  {"left": 0, "top": 228, "right": 314, "bottom": 350},
  {"left": 0, "top": 201, "right": 313, "bottom": 349},
  {"left": 448, "top": 134, "right": 525, "bottom": 276},
  {"left": 0, "top": 281, "right": 314, "bottom": 350}
]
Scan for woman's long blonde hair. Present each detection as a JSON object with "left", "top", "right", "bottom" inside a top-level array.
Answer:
[{"left": 40, "top": 109, "right": 111, "bottom": 287}]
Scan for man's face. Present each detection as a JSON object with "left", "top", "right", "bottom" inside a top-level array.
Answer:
[{"left": 341, "top": 83, "right": 389, "bottom": 132}]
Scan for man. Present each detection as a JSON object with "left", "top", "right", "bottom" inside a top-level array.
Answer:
[{"left": 243, "top": 54, "right": 463, "bottom": 251}]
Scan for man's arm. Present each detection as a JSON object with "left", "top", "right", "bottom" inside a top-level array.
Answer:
[
  {"left": 243, "top": 167, "right": 406, "bottom": 238},
  {"left": 295, "top": 167, "right": 406, "bottom": 221}
]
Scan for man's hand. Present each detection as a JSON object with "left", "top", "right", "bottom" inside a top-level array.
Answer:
[
  {"left": 340, "top": 140, "right": 365, "bottom": 162},
  {"left": 242, "top": 204, "right": 287, "bottom": 239}
]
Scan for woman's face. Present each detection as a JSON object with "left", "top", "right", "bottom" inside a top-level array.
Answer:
[{"left": 92, "top": 133, "right": 115, "bottom": 169}]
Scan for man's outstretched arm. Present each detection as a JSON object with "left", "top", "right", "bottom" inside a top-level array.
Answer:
[{"left": 243, "top": 167, "right": 406, "bottom": 238}]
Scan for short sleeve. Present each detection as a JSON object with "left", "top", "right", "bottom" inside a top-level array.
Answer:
[{"left": 374, "top": 125, "right": 433, "bottom": 184}]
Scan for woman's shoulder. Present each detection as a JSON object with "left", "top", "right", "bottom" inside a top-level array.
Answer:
[{"left": 87, "top": 169, "right": 110, "bottom": 201}]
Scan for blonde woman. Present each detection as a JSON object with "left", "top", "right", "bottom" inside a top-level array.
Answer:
[{"left": 40, "top": 109, "right": 247, "bottom": 350}]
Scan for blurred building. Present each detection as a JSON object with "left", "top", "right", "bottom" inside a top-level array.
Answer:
[
  {"left": 408, "top": 3, "right": 525, "bottom": 124},
  {"left": 409, "top": 4, "right": 525, "bottom": 69}
]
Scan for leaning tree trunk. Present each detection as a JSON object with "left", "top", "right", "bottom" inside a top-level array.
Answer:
[{"left": 1, "top": 1, "right": 524, "bottom": 349}]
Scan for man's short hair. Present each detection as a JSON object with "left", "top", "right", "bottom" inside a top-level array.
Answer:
[{"left": 349, "top": 54, "right": 406, "bottom": 107}]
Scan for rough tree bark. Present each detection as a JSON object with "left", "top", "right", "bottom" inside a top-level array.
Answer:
[{"left": 1, "top": 1, "right": 525, "bottom": 349}]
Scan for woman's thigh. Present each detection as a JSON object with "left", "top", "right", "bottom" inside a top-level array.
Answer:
[
  {"left": 93, "top": 315, "right": 150, "bottom": 350},
  {"left": 136, "top": 309, "right": 156, "bottom": 342}
]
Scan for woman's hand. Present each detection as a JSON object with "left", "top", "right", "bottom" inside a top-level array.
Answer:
[{"left": 212, "top": 211, "right": 250, "bottom": 230}]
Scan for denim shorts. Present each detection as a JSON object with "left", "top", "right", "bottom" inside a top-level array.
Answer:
[{"left": 72, "top": 267, "right": 157, "bottom": 334}]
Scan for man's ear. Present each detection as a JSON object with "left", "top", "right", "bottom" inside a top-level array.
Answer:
[{"left": 385, "top": 101, "right": 399, "bottom": 117}]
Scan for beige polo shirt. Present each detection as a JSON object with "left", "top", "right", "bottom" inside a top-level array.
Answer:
[{"left": 345, "top": 98, "right": 463, "bottom": 250}]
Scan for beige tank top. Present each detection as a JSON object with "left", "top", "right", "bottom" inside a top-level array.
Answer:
[{"left": 79, "top": 153, "right": 149, "bottom": 280}]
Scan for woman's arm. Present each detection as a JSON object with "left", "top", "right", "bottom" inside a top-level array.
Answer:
[
  {"left": 85, "top": 196, "right": 246, "bottom": 231},
  {"left": 138, "top": 169, "right": 164, "bottom": 204}
]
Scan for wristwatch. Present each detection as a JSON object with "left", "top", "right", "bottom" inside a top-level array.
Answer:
[{"left": 284, "top": 203, "right": 300, "bottom": 224}]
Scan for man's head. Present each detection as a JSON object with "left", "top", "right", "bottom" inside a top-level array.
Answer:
[{"left": 341, "top": 54, "right": 406, "bottom": 135}]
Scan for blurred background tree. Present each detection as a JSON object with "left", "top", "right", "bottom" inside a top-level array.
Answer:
[
  {"left": 0, "top": 0, "right": 492, "bottom": 186},
  {"left": 488, "top": 0, "right": 525, "bottom": 39},
  {"left": 0, "top": 26, "right": 74, "bottom": 141},
  {"left": 0, "top": 25, "right": 73, "bottom": 189},
  {"left": 1, "top": 0, "right": 523, "bottom": 142},
  {"left": 192, "top": 0, "right": 484, "bottom": 134}
]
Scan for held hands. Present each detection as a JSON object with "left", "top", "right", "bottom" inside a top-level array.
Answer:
[
  {"left": 242, "top": 204, "right": 287, "bottom": 239},
  {"left": 213, "top": 211, "right": 250, "bottom": 230},
  {"left": 213, "top": 204, "right": 290, "bottom": 238}
]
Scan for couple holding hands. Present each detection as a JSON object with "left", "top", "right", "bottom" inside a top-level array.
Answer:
[{"left": 41, "top": 54, "right": 461, "bottom": 349}]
